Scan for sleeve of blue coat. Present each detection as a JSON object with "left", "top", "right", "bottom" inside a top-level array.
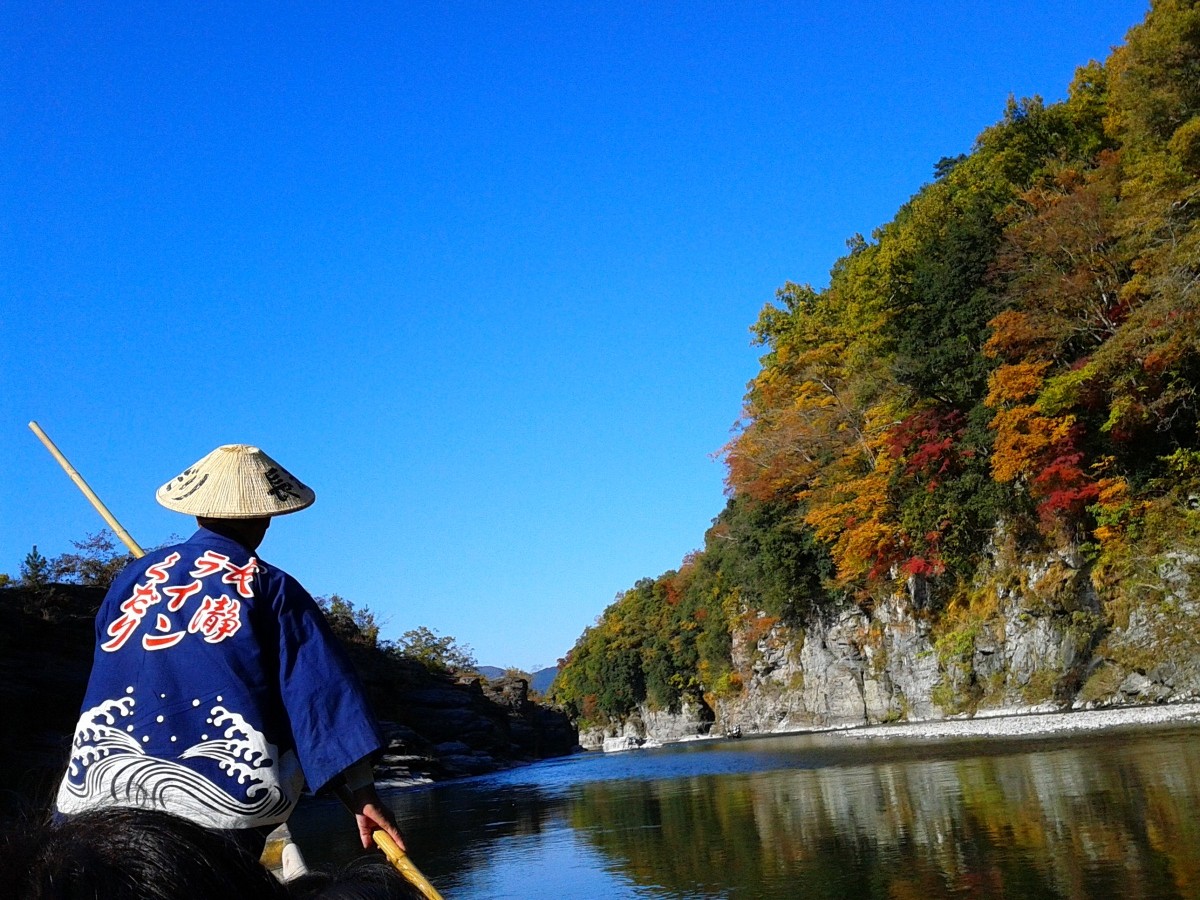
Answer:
[{"left": 274, "top": 572, "right": 385, "bottom": 794}]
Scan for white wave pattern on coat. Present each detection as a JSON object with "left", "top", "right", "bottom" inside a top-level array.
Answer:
[{"left": 56, "top": 694, "right": 303, "bottom": 829}]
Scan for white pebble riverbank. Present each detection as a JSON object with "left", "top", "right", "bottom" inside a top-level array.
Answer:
[{"left": 836, "top": 701, "right": 1200, "bottom": 741}]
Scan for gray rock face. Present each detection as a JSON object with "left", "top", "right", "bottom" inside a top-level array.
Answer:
[
  {"left": 706, "top": 599, "right": 938, "bottom": 736},
  {"left": 641, "top": 701, "right": 714, "bottom": 741},
  {"left": 578, "top": 713, "right": 649, "bottom": 752},
  {"left": 799, "top": 611, "right": 867, "bottom": 725},
  {"left": 371, "top": 671, "right": 579, "bottom": 778},
  {"left": 610, "top": 542, "right": 1200, "bottom": 745},
  {"left": 577, "top": 726, "right": 606, "bottom": 751},
  {"left": 875, "top": 596, "right": 939, "bottom": 720}
]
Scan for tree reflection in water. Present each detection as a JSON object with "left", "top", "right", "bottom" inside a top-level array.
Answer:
[
  {"left": 289, "top": 726, "right": 1200, "bottom": 899},
  {"left": 567, "top": 730, "right": 1200, "bottom": 898}
]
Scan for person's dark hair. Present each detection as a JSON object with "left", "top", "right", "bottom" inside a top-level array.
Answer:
[
  {"left": 0, "top": 807, "right": 290, "bottom": 899},
  {"left": 286, "top": 857, "right": 426, "bottom": 900},
  {"left": 196, "top": 516, "right": 272, "bottom": 551}
]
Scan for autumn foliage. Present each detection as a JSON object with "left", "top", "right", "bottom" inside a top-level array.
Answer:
[{"left": 553, "top": 2, "right": 1200, "bottom": 725}]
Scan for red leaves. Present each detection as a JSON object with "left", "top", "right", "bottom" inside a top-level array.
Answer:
[
  {"left": 663, "top": 580, "right": 682, "bottom": 607},
  {"left": 1033, "top": 450, "right": 1100, "bottom": 525},
  {"left": 886, "top": 409, "right": 967, "bottom": 481},
  {"left": 901, "top": 556, "right": 945, "bottom": 578},
  {"left": 898, "top": 528, "right": 948, "bottom": 579}
]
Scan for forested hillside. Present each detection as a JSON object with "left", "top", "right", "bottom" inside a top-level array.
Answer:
[{"left": 551, "top": 1, "right": 1200, "bottom": 731}]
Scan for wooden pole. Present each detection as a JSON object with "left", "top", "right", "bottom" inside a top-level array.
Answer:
[
  {"left": 29, "top": 421, "right": 441, "bottom": 897},
  {"left": 371, "top": 830, "right": 445, "bottom": 900},
  {"left": 28, "top": 421, "right": 145, "bottom": 558},
  {"left": 332, "top": 785, "right": 444, "bottom": 899}
]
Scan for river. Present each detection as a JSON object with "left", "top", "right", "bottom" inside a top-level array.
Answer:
[{"left": 287, "top": 721, "right": 1200, "bottom": 899}]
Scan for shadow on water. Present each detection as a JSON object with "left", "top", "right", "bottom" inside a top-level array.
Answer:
[{"left": 288, "top": 724, "right": 1200, "bottom": 899}]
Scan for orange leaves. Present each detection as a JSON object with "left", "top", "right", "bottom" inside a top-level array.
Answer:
[
  {"left": 740, "top": 613, "right": 778, "bottom": 644},
  {"left": 1090, "top": 476, "right": 1139, "bottom": 547},
  {"left": 983, "top": 311, "right": 1057, "bottom": 362},
  {"left": 726, "top": 301, "right": 882, "bottom": 505},
  {"left": 725, "top": 370, "right": 849, "bottom": 503},
  {"left": 727, "top": 253, "right": 898, "bottom": 509},
  {"left": 985, "top": 361, "right": 1052, "bottom": 406},
  {"left": 1096, "top": 475, "right": 1130, "bottom": 509},
  {"left": 986, "top": 382, "right": 1097, "bottom": 529},
  {"left": 987, "top": 405, "right": 1077, "bottom": 484},
  {"left": 804, "top": 454, "right": 900, "bottom": 586},
  {"left": 984, "top": 355, "right": 1082, "bottom": 496},
  {"left": 991, "top": 152, "right": 1130, "bottom": 368},
  {"left": 984, "top": 350, "right": 1095, "bottom": 529}
]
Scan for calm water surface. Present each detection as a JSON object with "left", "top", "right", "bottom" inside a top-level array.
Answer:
[{"left": 288, "top": 721, "right": 1200, "bottom": 899}]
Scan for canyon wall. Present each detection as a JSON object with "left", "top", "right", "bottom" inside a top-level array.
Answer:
[{"left": 580, "top": 542, "right": 1200, "bottom": 749}]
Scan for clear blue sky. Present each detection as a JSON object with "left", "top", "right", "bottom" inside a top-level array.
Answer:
[{"left": 1, "top": 2, "right": 1146, "bottom": 671}]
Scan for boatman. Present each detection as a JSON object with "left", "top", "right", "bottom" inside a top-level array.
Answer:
[{"left": 54, "top": 444, "right": 405, "bottom": 858}]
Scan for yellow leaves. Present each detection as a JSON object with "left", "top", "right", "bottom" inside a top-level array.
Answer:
[
  {"left": 1091, "top": 475, "right": 1140, "bottom": 547},
  {"left": 727, "top": 338, "right": 884, "bottom": 503},
  {"left": 1096, "top": 475, "right": 1131, "bottom": 508},
  {"left": 837, "top": 519, "right": 898, "bottom": 581},
  {"left": 1102, "top": 395, "right": 1148, "bottom": 436},
  {"left": 1167, "top": 115, "right": 1200, "bottom": 175},
  {"left": 985, "top": 361, "right": 1051, "bottom": 406},
  {"left": 730, "top": 247, "right": 903, "bottom": 511},
  {"left": 1038, "top": 363, "right": 1099, "bottom": 416}
]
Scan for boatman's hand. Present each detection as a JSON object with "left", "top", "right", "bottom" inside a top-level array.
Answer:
[{"left": 350, "top": 783, "right": 407, "bottom": 852}]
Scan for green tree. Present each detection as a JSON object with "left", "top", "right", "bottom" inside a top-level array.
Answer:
[
  {"left": 20, "top": 545, "right": 51, "bottom": 588},
  {"left": 880, "top": 165, "right": 1006, "bottom": 408},
  {"left": 316, "top": 594, "right": 382, "bottom": 649},
  {"left": 703, "top": 496, "right": 833, "bottom": 624},
  {"left": 391, "top": 626, "right": 477, "bottom": 673}
]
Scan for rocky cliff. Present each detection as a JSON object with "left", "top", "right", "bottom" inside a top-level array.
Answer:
[
  {"left": 579, "top": 538, "right": 1200, "bottom": 749},
  {"left": 352, "top": 653, "right": 579, "bottom": 782},
  {"left": 0, "top": 585, "right": 578, "bottom": 816}
]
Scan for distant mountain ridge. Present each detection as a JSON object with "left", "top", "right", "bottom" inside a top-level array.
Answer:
[{"left": 477, "top": 665, "right": 558, "bottom": 695}]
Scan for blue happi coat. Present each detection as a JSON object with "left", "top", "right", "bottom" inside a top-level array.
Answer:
[{"left": 56, "top": 527, "right": 384, "bottom": 830}]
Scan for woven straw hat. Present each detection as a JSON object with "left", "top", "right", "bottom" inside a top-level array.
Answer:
[{"left": 156, "top": 445, "right": 316, "bottom": 518}]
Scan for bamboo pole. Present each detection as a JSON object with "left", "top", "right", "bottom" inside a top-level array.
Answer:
[
  {"left": 372, "top": 831, "right": 444, "bottom": 900},
  {"left": 333, "top": 785, "right": 444, "bottom": 899},
  {"left": 28, "top": 421, "right": 145, "bottom": 558}
]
